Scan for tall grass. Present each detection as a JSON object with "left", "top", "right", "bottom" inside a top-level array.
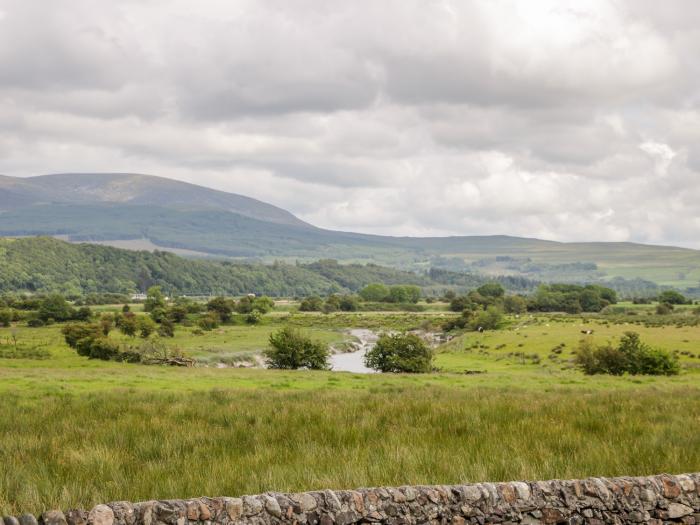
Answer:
[{"left": 1, "top": 386, "right": 698, "bottom": 515}]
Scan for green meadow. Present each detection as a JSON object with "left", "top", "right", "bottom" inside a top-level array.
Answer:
[{"left": 0, "top": 305, "right": 699, "bottom": 515}]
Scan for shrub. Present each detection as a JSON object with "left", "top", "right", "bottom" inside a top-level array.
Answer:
[
  {"left": 364, "top": 333, "right": 433, "bottom": 373},
  {"left": 207, "top": 296, "right": 234, "bottom": 322},
  {"left": 83, "top": 337, "right": 121, "bottom": 360},
  {"left": 245, "top": 310, "right": 262, "bottom": 324},
  {"left": 0, "top": 308, "right": 12, "bottom": 327},
  {"left": 656, "top": 302, "right": 673, "bottom": 315},
  {"left": 74, "top": 306, "right": 92, "bottom": 321},
  {"left": 359, "top": 283, "right": 390, "bottom": 302},
  {"left": 116, "top": 311, "right": 138, "bottom": 337},
  {"left": 38, "top": 294, "right": 75, "bottom": 322},
  {"left": 575, "top": 332, "right": 679, "bottom": 376},
  {"left": 658, "top": 290, "right": 689, "bottom": 305},
  {"left": 470, "top": 306, "right": 503, "bottom": 331},
  {"left": 137, "top": 317, "right": 157, "bottom": 338},
  {"left": 144, "top": 286, "right": 166, "bottom": 312},
  {"left": 323, "top": 295, "right": 341, "bottom": 313},
  {"left": 158, "top": 318, "right": 176, "bottom": 337},
  {"left": 198, "top": 312, "right": 220, "bottom": 331},
  {"left": 299, "top": 296, "right": 323, "bottom": 312},
  {"left": 339, "top": 295, "right": 359, "bottom": 311},
  {"left": 388, "top": 285, "right": 421, "bottom": 304},
  {"left": 265, "top": 327, "right": 329, "bottom": 370},
  {"left": 503, "top": 295, "right": 527, "bottom": 314},
  {"left": 253, "top": 296, "right": 275, "bottom": 314},
  {"left": 61, "top": 323, "right": 102, "bottom": 349}
]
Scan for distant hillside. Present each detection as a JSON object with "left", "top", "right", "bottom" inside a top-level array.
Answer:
[
  {"left": 0, "top": 237, "right": 669, "bottom": 297},
  {"left": 1, "top": 173, "right": 700, "bottom": 287},
  {"left": 0, "top": 237, "right": 436, "bottom": 296}
]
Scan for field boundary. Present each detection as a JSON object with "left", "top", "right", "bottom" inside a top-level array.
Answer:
[{"left": 8, "top": 473, "right": 699, "bottom": 525}]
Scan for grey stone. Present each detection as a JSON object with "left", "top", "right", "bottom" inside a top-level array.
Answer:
[
  {"left": 262, "top": 496, "right": 280, "bottom": 518},
  {"left": 668, "top": 503, "right": 694, "bottom": 519},
  {"left": 19, "top": 515, "right": 38, "bottom": 525},
  {"left": 4, "top": 517, "right": 20, "bottom": 525},
  {"left": 88, "top": 505, "right": 114, "bottom": 525},
  {"left": 40, "top": 511, "right": 67, "bottom": 525}
]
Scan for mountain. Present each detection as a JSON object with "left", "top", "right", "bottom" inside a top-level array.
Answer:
[
  {"left": 0, "top": 173, "right": 307, "bottom": 227},
  {"left": 1, "top": 173, "right": 699, "bottom": 289}
]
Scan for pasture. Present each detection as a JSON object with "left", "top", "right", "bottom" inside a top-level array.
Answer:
[{"left": 0, "top": 305, "right": 699, "bottom": 515}]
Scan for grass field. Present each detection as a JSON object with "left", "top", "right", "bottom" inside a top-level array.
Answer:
[{"left": 0, "top": 308, "right": 699, "bottom": 515}]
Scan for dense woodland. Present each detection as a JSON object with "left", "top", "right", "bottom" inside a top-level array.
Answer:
[{"left": 0, "top": 237, "right": 674, "bottom": 298}]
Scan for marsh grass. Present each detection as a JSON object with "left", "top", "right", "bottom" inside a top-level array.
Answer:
[{"left": 0, "top": 386, "right": 698, "bottom": 515}]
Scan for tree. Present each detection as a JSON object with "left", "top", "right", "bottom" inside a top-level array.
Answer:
[
  {"left": 74, "top": 306, "right": 92, "bottom": 321},
  {"left": 323, "top": 294, "right": 341, "bottom": 313},
  {"left": 469, "top": 306, "right": 503, "bottom": 331},
  {"left": 158, "top": 318, "right": 175, "bottom": 337},
  {"left": 388, "top": 285, "right": 421, "bottom": 304},
  {"left": 656, "top": 302, "right": 673, "bottom": 315},
  {"left": 137, "top": 316, "right": 157, "bottom": 338},
  {"left": 575, "top": 332, "right": 679, "bottom": 376},
  {"left": 198, "top": 312, "right": 220, "bottom": 330},
  {"left": 265, "top": 327, "right": 330, "bottom": 370},
  {"left": 0, "top": 308, "right": 12, "bottom": 327},
  {"left": 449, "top": 295, "right": 473, "bottom": 312},
  {"left": 253, "top": 296, "right": 275, "bottom": 314},
  {"left": 359, "top": 283, "right": 390, "bottom": 302},
  {"left": 116, "top": 311, "right": 138, "bottom": 337},
  {"left": 99, "top": 314, "right": 114, "bottom": 336},
  {"left": 207, "top": 296, "right": 234, "bottom": 322},
  {"left": 658, "top": 290, "right": 688, "bottom": 305},
  {"left": 299, "top": 296, "right": 323, "bottom": 312},
  {"left": 144, "top": 286, "right": 166, "bottom": 313},
  {"left": 38, "top": 294, "right": 75, "bottom": 322},
  {"left": 477, "top": 282, "right": 505, "bottom": 299},
  {"left": 61, "top": 323, "right": 102, "bottom": 349},
  {"left": 167, "top": 304, "right": 188, "bottom": 323},
  {"left": 339, "top": 295, "right": 359, "bottom": 311},
  {"left": 364, "top": 333, "right": 433, "bottom": 373},
  {"left": 503, "top": 295, "right": 527, "bottom": 314},
  {"left": 245, "top": 310, "right": 262, "bottom": 324},
  {"left": 235, "top": 296, "right": 255, "bottom": 314}
]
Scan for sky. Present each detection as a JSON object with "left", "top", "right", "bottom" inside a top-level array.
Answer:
[{"left": 1, "top": 0, "right": 699, "bottom": 246}]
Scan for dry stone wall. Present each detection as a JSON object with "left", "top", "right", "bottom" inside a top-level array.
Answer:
[{"left": 4, "top": 473, "right": 699, "bottom": 525}]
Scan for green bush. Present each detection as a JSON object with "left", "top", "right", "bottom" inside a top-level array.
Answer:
[
  {"left": 264, "top": 327, "right": 329, "bottom": 370},
  {"left": 157, "top": 318, "right": 175, "bottom": 337},
  {"left": 137, "top": 316, "right": 157, "bottom": 338},
  {"left": 206, "top": 296, "right": 234, "bottom": 322},
  {"left": 245, "top": 310, "right": 262, "bottom": 324},
  {"left": 364, "top": 333, "right": 433, "bottom": 373},
  {"left": 38, "top": 294, "right": 75, "bottom": 322},
  {"left": 299, "top": 295, "right": 323, "bottom": 311},
  {"left": 197, "top": 312, "right": 220, "bottom": 331},
  {"left": 252, "top": 296, "right": 275, "bottom": 314},
  {"left": 656, "top": 302, "right": 673, "bottom": 315},
  {"left": 61, "top": 323, "right": 102, "bottom": 349},
  {"left": 575, "top": 332, "right": 679, "bottom": 376},
  {"left": 0, "top": 308, "right": 12, "bottom": 327}
]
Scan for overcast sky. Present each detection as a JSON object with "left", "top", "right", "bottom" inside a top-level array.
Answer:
[{"left": 1, "top": 1, "right": 699, "bottom": 246}]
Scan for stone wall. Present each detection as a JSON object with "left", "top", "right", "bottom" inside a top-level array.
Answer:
[{"left": 4, "top": 473, "right": 699, "bottom": 525}]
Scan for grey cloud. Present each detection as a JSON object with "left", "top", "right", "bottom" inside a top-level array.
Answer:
[{"left": 1, "top": 0, "right": 700, "bottom": 246}]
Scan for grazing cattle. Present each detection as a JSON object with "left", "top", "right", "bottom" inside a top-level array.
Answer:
[
  {"left": 580, "top": 329, "right": 594, "bottom": 335},
  {"left": 477, "top": 326, "right": 484, "bottom": 333}
]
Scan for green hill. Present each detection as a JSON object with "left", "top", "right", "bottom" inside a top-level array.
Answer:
[{"left": 2, "top": 173, "right": 700, "bottom": 287}]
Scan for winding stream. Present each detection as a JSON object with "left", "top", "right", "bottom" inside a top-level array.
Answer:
[{"left": 329, "top": 328, "right": 379, "bottom": 373}]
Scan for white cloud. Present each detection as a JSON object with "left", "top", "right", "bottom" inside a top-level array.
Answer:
[{"left": 1, "top": 0, "right": 700, "bottom": 246}]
